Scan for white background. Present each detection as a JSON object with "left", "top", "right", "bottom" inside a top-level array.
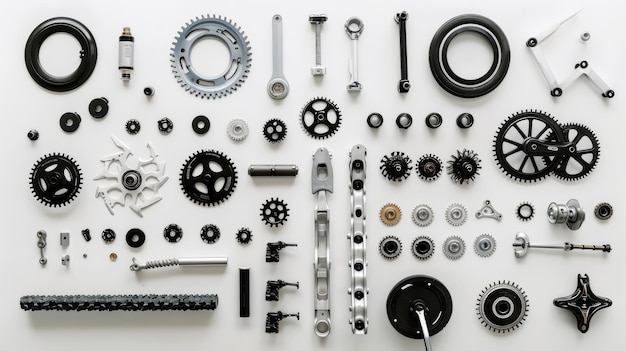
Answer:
[{"left": 3, "top": 0, "right": 625, "bottom": 350}]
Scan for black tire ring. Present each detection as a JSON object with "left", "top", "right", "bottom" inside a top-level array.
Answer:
[
  {"left": 126, "top": 228, "right": 146, "bottom": 248},
  {"left": 60, "top": 112, "right": 81, "bottom": 132},
  {"left": 429, "top": 14, "right": 510, "bottom": 98},
  {"left": 25, "top": 17, "right": 97, "bottom": 92},
  {"left": 192, "top": 115, "right": 210, "bottom": 134},
  {"left": 88, "top": 97, "right": 109, "bottom": 118}
]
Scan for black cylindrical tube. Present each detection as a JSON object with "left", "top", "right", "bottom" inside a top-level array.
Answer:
[{"left": 239, "top": 267, "right": 250, "bottom": 317}]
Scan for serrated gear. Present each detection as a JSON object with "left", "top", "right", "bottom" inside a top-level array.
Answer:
[
  {"left": 442, "top": 236, "right": 466, "bottom": 260},
  {"left": 94, "top": 136, "right": 169, "bottom": 217},
  {"left": 380, "top": 203, "right": 402, "bottom": 226},
  {"left": 416, "top": 154, "right": 442, "bottom": 181},
  {"left": 379, "top": 236, "right": 402, "bottom": 259},
  {"left": 30, "top": 153, "right": 82, "bottom": 207},
  {"left": 447, "top": 149, "right": 481, "bottom": 184},
  {"left": 236, "top": 227, "right": 253, "bottom": 244},
  {"left": 412, "top": 204, "right": 434, "bottom": 226},
  {"left": 170, "top": 15, "right": 251, "bottom": 99},
  {"left": 263, "top": 119, "right": 287, "bottom": 143},
  {"left": 260, "top": 197, "right": 289, "bottom": 227},
  {"left": 594, "top": 202, "right": 613, "bottom": 220},
  {"left": 227, "top": 119, "right": 249, "bottom": 141},
  {"left": 300, "top": 97, "right": 341, "bottom": 139},
  {"left": 125, "top": 119, "right": 140, "bottom": 134},
  {"left": 101, "top": 229, "right": 116, "bottom": 243},
  {"left": 380, "top": 151, "right": 412, "bottom": 181},
  {"left": 179, "top": 150, "right": 238, "bottom": 206},
  {"left": 516, "top": 202, "right": 535, "bottom": 221},
  {"left": 412, "top": 236, "right": 435, "bottom": 260},
  {"left": 550, "top": 123, "right": 600, "bottom": 181},
  {"left": 200, "top": 224, "right": 220, "bottom": 244},
  {"left": 474, "top": 234, "right": 496, "bottom": 257},
  {"left": 163, "top": 224, "right": 183, "bottom": 243},
  {"left": 158, "top": 117, "right": 173, "bottom": 134},
  {"left": 477, "top": 281, "right": 529, "bottom": 333},
  {"left": 445, "top": 203, "right": 467, "bottom": 226}
]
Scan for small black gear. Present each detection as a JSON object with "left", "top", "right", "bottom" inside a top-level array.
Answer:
[
  {"left": 158, "top": 117, "right": 173, "bottom": 134},
  {"left": 379, "top": 236, "right": 402, "bottom": 259},
  {"left": 101, "top": 228, "right": 116, "bottom": 243},
  {"left": 260, "top": 198, "right": 289, "bottom": 227},
  {"left": 412, "top": 236, "right": 435, "bottom": 260},
  {"left": 416, "top": 154, "right": 442, "bottom": 181},
  {"left": 163, "top": 224, "right": 183, "bottom": 243},
  {"left": 549, "top": 123, "right": 600, "bottom": 181},
  {"left": 125, "top": 119, "right": 140, "bottom": 134},
  {"left": 30, "top": 153, "right": 82, "bottom": 207},
  {"left": 300, "top": 97, "right": 341, "bottom": 139},
  {"left": 380, "top": 151, "right": 412, "bottom": 181},
  {"left": 263, "top": 119, "right": 287, "bottom": 143},
  {"left": 594, "top": 203, "right": 613, "bottom": 220},
  {"left": 236, "top": 227, "right": 253, "bottom": 244},
  {"left": 180, "top": 150, "right": 238, "bottom": 206},
  {"left": 447, "top": 149, "right": 481, "bottom": 184},
  {"left": 516, "top": 202, "right": 535, "bottom": 221},
  {"left": 200, "top": 224, "right": 220, "bottom": 244}
]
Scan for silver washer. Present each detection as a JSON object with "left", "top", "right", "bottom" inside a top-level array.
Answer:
[
  {"left": 442, "top": 235, "right": 465, "bottom": 260},
  {"left": 412, "top": 204, "right": 434, "bottom": 226},
  {"left": 411, "top": 236, "right": 435, "bottom": 260},
  {"left": 446, "top": 203, "right": 467, "bottom": 226},
  {"left": 474, "top": 234, "right": 496, "bottom": 257},
  {"left": 227, "top": 119, "right": 249, "bottom": 141}
]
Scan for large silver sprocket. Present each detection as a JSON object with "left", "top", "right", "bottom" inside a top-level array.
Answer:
[{"left": 171, "top": 14, "right": 252, "bottom": 99}]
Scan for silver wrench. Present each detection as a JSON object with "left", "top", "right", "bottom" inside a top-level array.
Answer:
[
  {"left": 345, "top": 17, "right": 364, "bottom": 91},
  {"left": 267, "top": 14, "right": 289, "bottom": 99}
]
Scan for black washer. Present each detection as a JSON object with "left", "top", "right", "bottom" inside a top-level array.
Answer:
[
  {"left": 25, "top": 17, "right": 98, "bottom": 92},
  {"left": 367, "top": 113, "right": 383, "bottom": 128},
  {"left": 425, "top": 113, "right": 443, "bottom": 128},
  {"left": 60, "top": 112, "right": 81, "bottom": 132},
  {"left": 396, "top": 113, "right": 413, "bottom": 129},
  {"left": 192, "top": 115, "right": 210, "bottom": 134},
  {"left": 163, "top": 224, "right": 182, "bottom": 243},
  {"left": 126, "top": 228, "right": 145, "bottom": 248},
  {"left": 158, "top": 117, "right": 173, "bottom": 134},
  {"left": 125, "top": 119, "right": 141, "bottom": 134},
  {"left": 456, "top": 113, "right": 474, "bottom": 128},
  {"left": 101, "top": 228, "right": 116, "bottom": 243},
  {"left": 88, "top": 97, "right": 109, "bottom": 118}
]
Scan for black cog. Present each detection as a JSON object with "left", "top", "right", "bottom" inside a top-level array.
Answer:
[
  {"left": 30, "top": 153, "right": 82, "bottom": 207},
  {"left": 447, "top": 149, "right": 481, "bottom": 184},
  {"left": 180, "top": 150, "right": 238, "bottom": 206},
  {"left": 125, "top": 119, "right": 140, "bottom": 134},
  {"left": 236, "top": 227, "right": 253, "bottom": 244},
  {"left": 200, "top": 224, "right": 220, "bottom": 244},
  {"left": 380, "top": 151, "right": 412, "bottom": 181},
  {"left": 260, "top": 198, "right": 289, "bottom": 227},
  {"left": 477, "top": 281, "right": 528, "bottom": 333},
  {"left": 549, "top": 124, "right": 600, "bottom": 181},
  {"left": 300, "top": 97, "right": 341, "bottom": 139},
  {"left": 494, "top": 110, "right": 565, "bottom": 182},
  {"left": 263, "top": 119, "right": 287, "bottom": 143},
  {"left": 417, "top": 154, "right": 442, "bottom": 181}
]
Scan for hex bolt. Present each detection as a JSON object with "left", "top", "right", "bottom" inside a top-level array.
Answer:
[
  {"left": 395, "top": 11, "right": 410, "bottom": 93},
  {"left": 309, "top": 14, "right": 327, "bottom": 76},
  {"left": 513, "top": 232, "right": 610, "bottom": 258}
]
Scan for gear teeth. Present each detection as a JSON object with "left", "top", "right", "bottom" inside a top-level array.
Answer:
[
  {"left": 516, "top": 202, "right": 535, "bottom": 221},
  {"left": 473, "top": 234, "right": 496, "bottom": 257},
  {"left": 300, "top": 97, "right": 342, "bottom": 139},
  {"left": 442, "top": 235, "right": 466, "bottom": 260},
  {"left": 447, "top": 149, "right": 481, "bottom": 184},
  {"left": 263, "top": 119, "right": 288, "bottom": 143},
  {"left": 445, "top": 203, "right": 467, "bottom": 226},
  {"left": 236, "top": 227, "right": 253, "bottom": 244},
  {"left": 379, "top": 235, "right": 402, "bottom": 259},
  {"left": 379, "top": 203, "right": 402, "bottom": 226},
  {"left": 411, "top": 236, "right": 435, "bottom": 260},
  {"left": 180, "top": 150, "right": 238, "bottom": 206},
  {"left": 411, "top": 204, "right": 434, "bottom": 226},
  {"left": 380, "top": 151, "right": 412, "bottom": 181},
  {"left": 260, "top": 197, "right": 290, "bottom": 227},
  {"left": 30, "top": 153, "right": 82, "bottom": 207},
  {"left": 477, "top": 281, "right": 529, "bottom": 333},
  {"left": 550, "top": 123, "right": 600, "bottom": 181},
  {"left": 416, "top": 154, "right": 442, "bottom": 181}
]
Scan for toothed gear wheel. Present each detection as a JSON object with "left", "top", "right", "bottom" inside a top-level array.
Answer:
[
  {"left": 300, "top": 97, "right": 341, "bottom": 139},
  {"left": 417, "top": 154, "right": 442, "bottom": 181},
  {"left": 494, "top": 110, "right": 564, "bottom": 182},
  {"left": 447, "top": 149, "right": 481, "bottom": 184},
  {"left": 200, "top": 224, "right": 220, "bottom": 244},
  {"left": 412, "top": 204, "right": 434, "bottom": 227},
  {"left": 163, "top": 224, "right": 183, "bottom": 243},
  {"left": 594, "top": 202, "right": 613, "bottom": 220},
  {"left": 412, "top": 236, "right": 435, "bottom": 260},
  {"left": 180, "top": 150, "right": 238, "bottom": 206},
  {"left": 170, "top": 15, "right": 251, "bottom": 99},
  {"left": 30, "top": 153, "right": 82, "bottom": 207},
  {"left": 549, "top": 124, "right": 600, "bottom": 181},
  {"left": 516, "top": 202, "right": 535, "bottom": 221},
  {"left": 380, "top": 203, "right": 402, "bottom": 226},
  {"left": 260, "top": 198, "right": 289, "bottom": 227},
  {"left": 235, "top": 227, "right": 252, "bottom": 244},
  {"left": 227, "top": 119, "right": 249, "bottom": 141},
  {"left": 442, "top": 236, "right": 466, "bottom": 260},
  {"left": 477, "top": 281, "right": 529, "bottom": 333},
  {"left": 379, "top": 236, "right": 402, "bottom": 259},
  {"left": 380, "top": 151, "right": 412, "bottom": 181},
  {"left": 125, "top": 119, "right": 140, "bottom": 134},
  {"left": 94, "top": 136, "right": 169, "bottom": 216},
  {"left": 158, "top": 117, "right": 173, "bottom": 134},
  {"left": 474, "top": 234, "right": 496, "bottom": 257},
  {"left": 445, "top": 203, "right": 467, "bottom": 226},
  {"left": 263, "top": 119, "right": 287, "bottom": 143}
]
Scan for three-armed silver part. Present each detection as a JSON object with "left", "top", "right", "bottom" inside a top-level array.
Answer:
[
  {"left": 348, "top": 145, "right": 368, "bottom": 334},
  {"left": 345, "top": 17, "right": 364, "bottom": 90},
  {"left": 267, "top": 14, "right": 289, "bottom": 99},
  {"left": 130, "top": 256, "right": 228, "bottom": 271}
]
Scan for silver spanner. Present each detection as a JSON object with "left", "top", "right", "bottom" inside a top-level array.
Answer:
[
  {"left": 267, "top": 14, "right": 289, "bottom": 99},
  {"left": 345, "top": 17, "right": 364, "bottom": 91}
]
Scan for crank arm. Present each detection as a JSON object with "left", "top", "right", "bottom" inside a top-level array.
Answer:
[
  {"left": 267, "top": 14, "right": 289, "bottom": 99},
  {"left": 523, "top": 138, "right": 574, "bottom": 156},
  {"left": 345, "top": 17, "right": 364, "bottom": 91}
]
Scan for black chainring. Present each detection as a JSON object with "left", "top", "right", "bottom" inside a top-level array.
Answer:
[
  {"left": 260, "top": 198, "right": 289, "bottom": 227},
  {"left": 300, "top": 97, "right": 341, "bottom": 139},
  {"left": 447, "top": 149, "right": 481, "bottom": 184},
  {"left": 263, "top": 119, "right": 287, "bottom": 143},
  {"left": 549, "top": 124, "right": 600, "bottom": 181},
  {"left": 30, "top": 153, "right": 82, "bottom": 207},
  {"left": 417, "top": 154, "right": 442, "bottom": 181},
  {"left": 380, "top": 151, "right": 412, "bottom": 181},
  {"left": 180, "top": 150, "right": 237, "bottom": 206}
]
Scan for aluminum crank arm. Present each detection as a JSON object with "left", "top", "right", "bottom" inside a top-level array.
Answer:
[{"left": 267, "top": 14, "right": 289, "bottom": 99}]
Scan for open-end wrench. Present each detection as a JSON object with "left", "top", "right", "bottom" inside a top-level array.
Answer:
[
  {"left": 395, "top": 11, "right": 410, "bottom": 93},
  {"left": 267, "top": 14, "right": 289, "bottom": 99},
  {"left": 345, "top": 17, "right": 364, "bottom": 91},
  {"left": 309, "top": 14, "right": 327, "bottom": 76}
]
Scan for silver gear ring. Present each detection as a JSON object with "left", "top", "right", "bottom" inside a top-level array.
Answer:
[
  {"left": 474, "top": 234, "right": 496, "bottom": 257},
  {"left": 171, "top": 15, "right": 252, "bottom": 99},
  {"left": 412, "top": 236, "right": 435, "bottom": 260},
  {"left": 379, "top": 236, "right": 402, "bottom": 259},
  {"left": 412, "top": 204, "right": 434, "bottom": 226},
  {"left": 442, "top": 235, "right": 465, "bottom": 260},
  {"left": 227, "top": 119, "right": 249, "bottom": 141},
  {"left": 445, "top": 203, "right": 467, "bottom": 226}
]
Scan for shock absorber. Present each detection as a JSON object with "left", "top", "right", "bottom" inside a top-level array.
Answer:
[{"left": 118, "top": 27, "right": 134, "bottom": 81}]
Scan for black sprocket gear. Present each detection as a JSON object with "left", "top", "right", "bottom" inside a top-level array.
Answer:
[
  {"left": 549, "top": 123, "right": 600, "bottom": 181},
  {"left": 236, "top": 227, "right": 253, "bottom": 244},
  {"left": 260, "top": 198, "right": 289, "bottom": 227},
  {"left": 477, "top": 281, "right": 528, "bottom": 333},
  {"left": 416, "top": 154, "right": 442, "bottom": 181},
  {"left": 180, "top": 150, "right": 237, "bottom": 206},
  {"left": 125, "top": 119, "right": 140, "bottom": 134},
  {"left": 300, "top": 97, "right": 341, "bottom": 139},
  {"left": 263, "top": 119, "right": 287, "bottom": 143},
  {"left": 380, "top": 151, "right": 412, "bottom": 181},
  {"left": 201, "top": 224, "right": 220, "bottom": 244},
  {"left": 447, "top": 149, "right": 481, "bottom": 184},
  {"left": 30, "top": 153, "right": 82, "bottom": 207}
]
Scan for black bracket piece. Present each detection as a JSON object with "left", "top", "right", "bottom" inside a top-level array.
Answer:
[
  {"left": 553, "top": 273, "right": 612, "bottom": 333},
  {"left": 265, "top": 311, "right": 300, "bottom": 333},
  {"left": 265, "top": 241, "right": 297, "bottom": 262},
  {"left": 265, "top": 280, "right": 300, "bottom": 301}
]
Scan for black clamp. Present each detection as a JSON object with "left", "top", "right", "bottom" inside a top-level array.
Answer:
[
  {"left": 266, "top": 241, "right": 297, "bottom": 262},
  {"left": 265, "top": 311, "right": 300, "bottom": 333},
  {"left": 265, "top": 280, "right": 299, "bottom": 301}
]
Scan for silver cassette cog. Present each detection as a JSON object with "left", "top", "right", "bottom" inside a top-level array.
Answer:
[
  {"left": 474, "top": 234, "right": 496, "bottom": 257},
  {"left": 94, "top": 136, "right": 169, "bottom": 217},
  {"left": 442, "top": 235, "right": 465, "bottom": 260},
  {"left": 445, "top": 203, "right": 467, "bottom": 226},
  {"left": 171, "top": 15, "right": 251, "bottom": 99},
  {"left": 412, "top": 204, "right": 434, "bottom": 226},
  {"left": 477, "top": 281, "right": 529, "bottom": 333},
  {"left": 227, "top": 119, "right": 249, "bottom": 141},
  {"left": 412, "top": 236, "right": 435, "bottom": 260}
]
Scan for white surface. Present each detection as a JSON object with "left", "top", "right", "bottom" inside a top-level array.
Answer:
[{"left": 3, "top": 0, "right": 625, "bottom": 350}]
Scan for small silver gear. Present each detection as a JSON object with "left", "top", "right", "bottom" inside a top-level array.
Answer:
[
  {"left": 235, "top": 227, "right": 253, "bottom": 244},
  {"left": 474, "top": 234, "right": 496, "bottom": 257},
  {"left": 379, "top": 236, "right": 402, "bottom": 259},
  {"left": 477, "top": 281, "right": 529, "bottom": 333},
  {"left": 411, "top": 236, "right": 435, "bottom": 260},
  {"left": 445, "top": 203, "right": 467, "bottom": 226},
  {"left": 227, "top": 119, "right": 249, "bottom": 141},
  {"left": 412, "top": 204, "right": 434, "bottom": 226},
  {"left": 442, "top": 236, "right": 465, "bottom": 260}
]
